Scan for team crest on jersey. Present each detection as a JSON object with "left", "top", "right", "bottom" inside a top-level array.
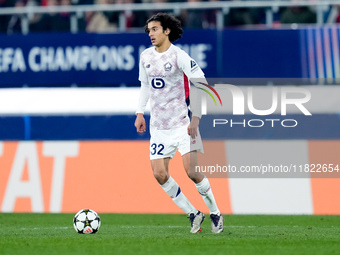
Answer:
[{"left": 164, "top": 62, "right": 172, "bottom": 72}]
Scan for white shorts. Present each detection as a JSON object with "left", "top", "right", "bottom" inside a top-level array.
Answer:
[{"left": 149, "top": 125, "right": 204, "bottom": 160}]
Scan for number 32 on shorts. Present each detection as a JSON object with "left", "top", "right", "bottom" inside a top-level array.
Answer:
[{"left": 150, "top": 143, "right": 164, "bottom": 155}]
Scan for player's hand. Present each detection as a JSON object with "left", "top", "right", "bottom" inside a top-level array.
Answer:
[
  {"left": 188, "top": 116, "right": 200, "bottom": 139},
  {"left": 135, "top": 113, "right": 146, "bottom": 133}
]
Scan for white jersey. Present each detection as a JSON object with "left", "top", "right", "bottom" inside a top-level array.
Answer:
[{"left": 137, "top": 44, "right": 205, "bottom": 130}]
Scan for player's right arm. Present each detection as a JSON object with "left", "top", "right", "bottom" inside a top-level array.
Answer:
[
  {"left": 135, "top": 53, "right": 149, "bottom": 133},
  {"left": 135, "top": 81, "right": 149, "bottom": 133},
  {"left": 135, "top": 113, "right": 146, "bottom": 133}
]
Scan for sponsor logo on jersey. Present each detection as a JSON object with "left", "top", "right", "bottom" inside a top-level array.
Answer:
[
  {"left": 190, "top": 60, "right": 199, "bottom": 73},
  {"left": 164, "top": 62, "right": 172, "bottom": 72},
  {"left": 190, "top": 60, "right": 197, "bottom": 68}
]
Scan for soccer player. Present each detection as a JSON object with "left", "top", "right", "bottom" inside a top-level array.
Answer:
[{"left": 134, "top": 12, "right": 223, "bottom": 234}]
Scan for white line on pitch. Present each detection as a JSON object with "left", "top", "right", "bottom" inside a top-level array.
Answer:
[{"left": 20, "top": 227, "right": 70, "bottom": 230}]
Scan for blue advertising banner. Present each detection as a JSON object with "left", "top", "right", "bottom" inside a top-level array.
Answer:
[
  {"left": 3, "top": 27, "right": 336, "bottom": 87},
  {"left": 222, "top": 29, "right": 302, "bottom": 78},
  {"left": 0, "top": 30, "right": 217, "bottom": 87}
]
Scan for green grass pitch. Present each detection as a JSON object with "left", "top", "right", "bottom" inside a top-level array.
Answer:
[{"left": 0, "top": 213, "right": 339, "bottom": 255}]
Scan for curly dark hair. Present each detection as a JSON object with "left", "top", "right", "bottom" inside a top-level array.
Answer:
[{"left": 144, "top": 13, "right": 183, "bottom": 42}]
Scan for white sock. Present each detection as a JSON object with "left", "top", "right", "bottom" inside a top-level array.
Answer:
[
  {"left": 195, "top": 177, "right": 220, "bottom": 215},
  {"left": 161, "top": 176, "right": 197, "bottom": 215}
]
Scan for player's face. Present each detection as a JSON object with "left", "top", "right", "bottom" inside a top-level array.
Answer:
[{"left": 147, "top": 21, "right": 169, "bottom": 48}]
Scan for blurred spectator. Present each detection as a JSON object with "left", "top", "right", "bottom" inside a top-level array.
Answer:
[
  {"left": 30, "top": 0, "right": 57, "bottom": 31},
  {"left": 77, "top": 0, "right": 94, "bottom": 5},
  {"left": 280, "top": 6, "right": 316, "bottom": 24},
  {"left": 178, "top": 0, "right": 206, "bottom": 29},
  {"left": 86, "top": 0, "right": 117, "bottom": 32},
  {"left": 178, "top": 0, "right": 262, "bottom": 29},
  {"left": 0, "top": 0, "right": 15, "bottom": 33},
  {"left": 30, "top": 0, "right": 86, "bottom": 32},
  {"left": 55, "top": 0, "right": 78, "bottom": 31},
  {"left": 325, "top": 5, "right": 340, "bottom": 24},
  {"left": 146, "top": 0, "right": 172, "bottom": 19},
  {"left": 204, "top": 0, "right": 220, "bottom": 29},
  {"left": 225, "top": 2, "right": 260, "bottom": 27},
  {"left": 6, "top": 0, "right": 45, "bottom": 34},
  {"left": 28, "top": 0, "right": 45, "bottom": 31},
  {"left": 114, "top": 0, "right": 148, "bottom": 29},
  {"left": 335, "top": 9, "right": 340, "bottom": 23},
  {"left": 7, "top": 0, "right": 26, "bottom": 34}
]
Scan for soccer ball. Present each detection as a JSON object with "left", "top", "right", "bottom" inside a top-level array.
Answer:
[{"left": 73, "top": 209, "right": 101, "bottom": 234}]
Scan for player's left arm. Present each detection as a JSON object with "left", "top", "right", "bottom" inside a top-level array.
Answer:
[
  {"left": 187, "top": 115, "right": 200, "bottom": 139},
  {"left": 187, "top": 78, "right": 204, "bottom": 139},
  {"left": 177, "top": 49, "right": 205, "bottom": 139}
]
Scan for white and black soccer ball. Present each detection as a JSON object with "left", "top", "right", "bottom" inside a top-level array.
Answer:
[{"left": 73, "top": 209, "right": 101, "bottom": 234}]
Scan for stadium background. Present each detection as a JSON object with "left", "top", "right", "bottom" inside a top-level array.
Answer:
[{"left": 0, "top": 0, "right": 340, "bottom": 215}]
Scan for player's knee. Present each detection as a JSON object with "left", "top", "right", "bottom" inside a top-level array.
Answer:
[
  {"left": 186, "top": 168, "right": 203, "bottom": 183},
  {"left": 185, "top": 168, "right": 195, "bottom": 180},
  {"left": 153, "top": 169, "right": 168, "bottom": 184}
]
